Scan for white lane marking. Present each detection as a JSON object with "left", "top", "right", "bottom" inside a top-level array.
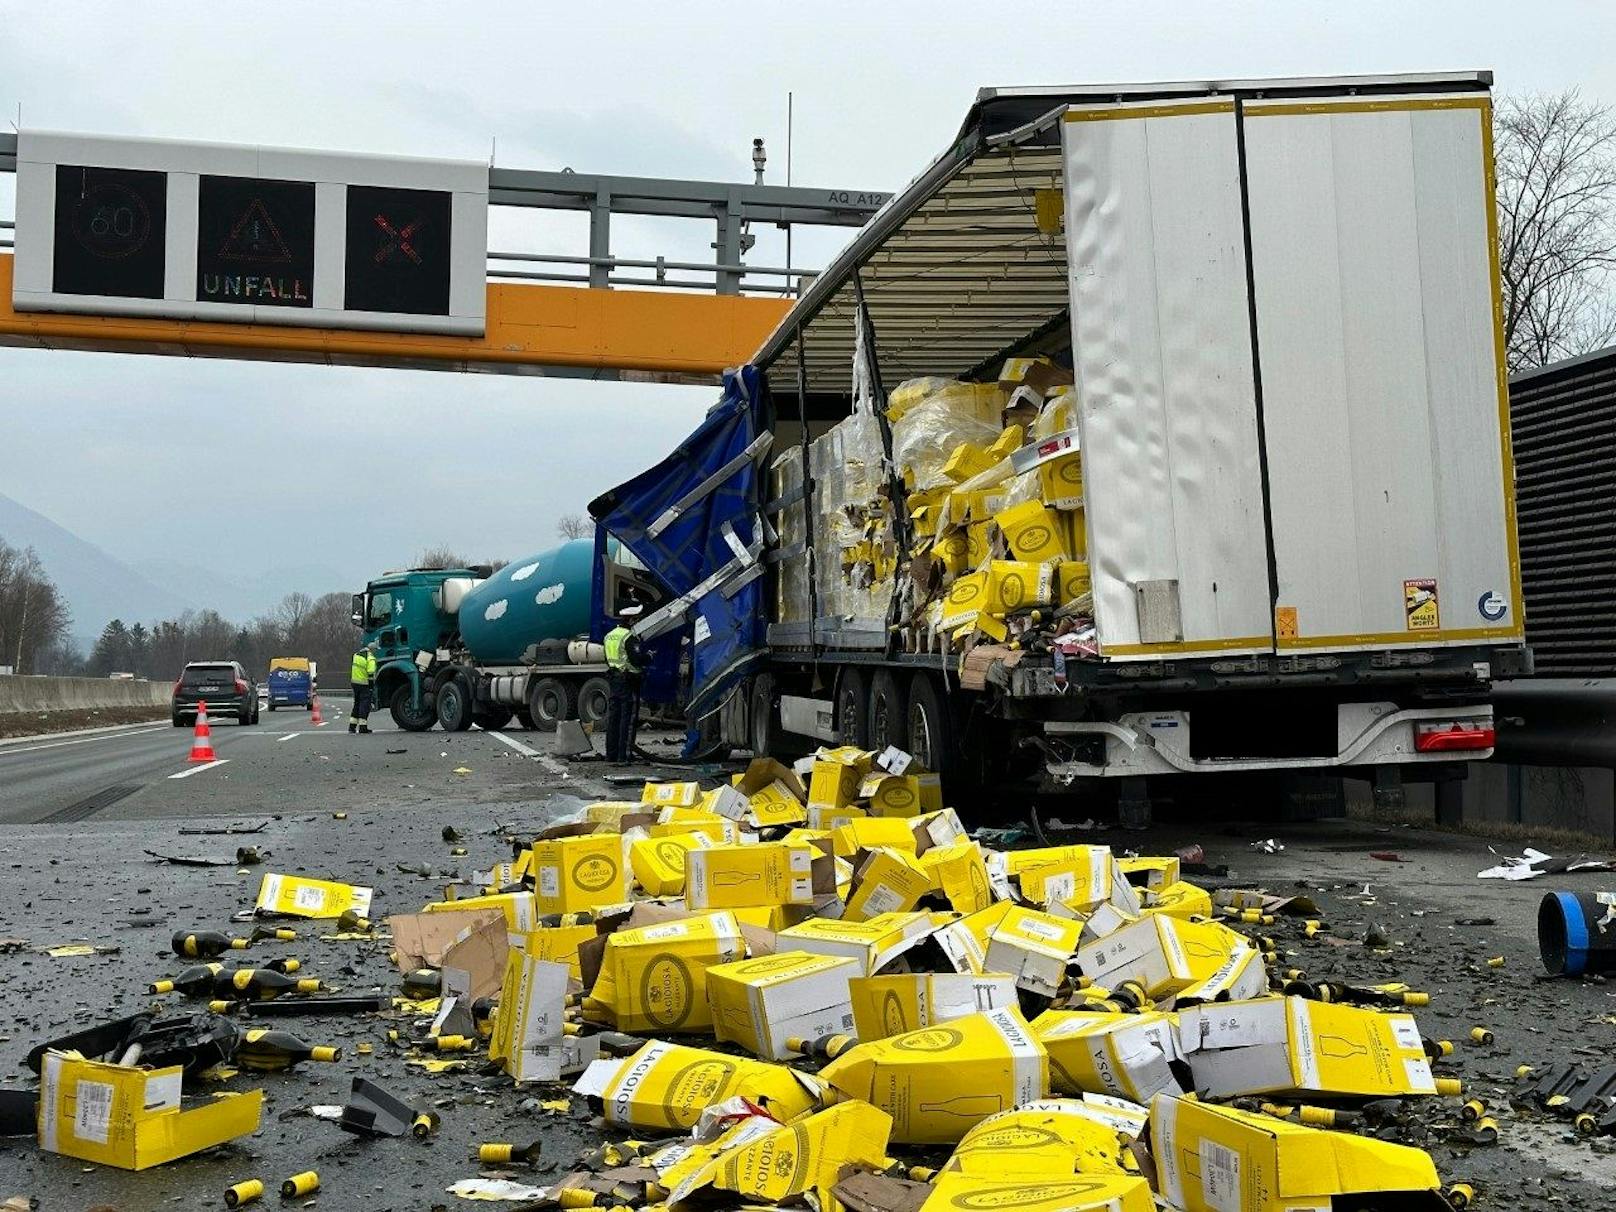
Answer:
[
  {"left": 168, "top": 759, "right": 230, "bottom": 779},
  {"left": 478, "top": 727, "right": 570, "bottom": 777},
  {"left": 0, "top": 724, "right": 170, "bottom": 759},
  {"left": 277, "top": 732, "right": 302, "bottom": 743}
]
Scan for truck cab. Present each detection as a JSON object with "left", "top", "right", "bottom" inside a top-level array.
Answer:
[{"left": 351, "top": 567, "right": 480, "bottom": 731}]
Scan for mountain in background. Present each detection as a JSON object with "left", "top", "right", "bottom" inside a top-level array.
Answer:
[
  {"left": 0, "top": 491, "right": 193, "bottom": 649},
  {"left": 0, "top": 492, "right": 350, "bottom": 650}
]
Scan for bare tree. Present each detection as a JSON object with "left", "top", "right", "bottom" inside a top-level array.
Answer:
[
  {"left": 274, "top": 591, "right": 315, "bottom": 636},
  {"left": 555, "top": 513, "right": 591, "bottom": 541},
  {"left": 415, "top": 545, "right": 473, "bottom": 570},
  {"left": 0, "top": 540, "right": 72, "bottom": 673},
  {"left": 1496, "top": 90, "right": 1616, "bottom": 370}
]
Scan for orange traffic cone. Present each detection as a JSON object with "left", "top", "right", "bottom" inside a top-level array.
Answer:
[
  {"left": 310, "top": 696, "right": 323, "bottom": 725},
  {"left": 188, "top": 701, "right": 217, "bottom": 763}
]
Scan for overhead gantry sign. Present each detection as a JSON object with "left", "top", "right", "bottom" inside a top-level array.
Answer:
[{"left": 0, "top": 131, "right": 888, "bottom": 381}]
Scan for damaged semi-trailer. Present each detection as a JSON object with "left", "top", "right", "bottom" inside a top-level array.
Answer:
[{"left": 591, "top": 73, "right": 1529, "bottom": 819}]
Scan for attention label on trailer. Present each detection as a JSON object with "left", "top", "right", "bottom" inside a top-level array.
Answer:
[{"left": 1404, "top": 579, "right": 1440, "bottom": 631}]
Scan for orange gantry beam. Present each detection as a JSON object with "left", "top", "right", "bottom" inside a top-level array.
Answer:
[{"left": 0, "top": 254, "right": 790, "bottom": 381}]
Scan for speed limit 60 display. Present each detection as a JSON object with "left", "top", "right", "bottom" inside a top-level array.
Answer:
[{"left": 51, "top": 164, "right": 168, "bottom": 299}]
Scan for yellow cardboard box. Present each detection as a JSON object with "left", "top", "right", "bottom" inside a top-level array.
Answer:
[
  {"left": 707, "top": 951, "right": 859, "bottom": 1059},
  {"left": 1118, "top": 855, "right": 1181, "bottom": 890},
  {"left": 519, "top": 921, "right": 597, "bottom": 981},
  {"left": 941, "top": 570, "right": 990, "bottom": 629},
  {"left": 918, "top": 840, "right": 993, "bottom": 914},
  {"left": 807, "top": 762, "right": 863, "bottom": 815},
  {"left": 819, "top": 1007, "right": 1048, "bottom": 1144},
  {"left": 1075, "top": 915, "right": 1265, "bottom": 1001},
  {"left": 919, "top": 1173, "right": 1153, "bottom": 1212},
  {"left": 849, "top": 973, "right": 1019, "bottom": 1041},
  {"left": 37, "top": 1051, "right": 263, "bottom": 1170},
  {"left": 642, "top": 780, "right": 702, "bottom": 807},
  {"left": 831, "top": 816, "right": 921, "bottom": 858},
  {"left": 1033, "top": 1010, "right": 1187, "bottom": 1103},
  {"left": 984, "top": 559, "right": 1056, "bottom": 614},
  {"left": 1057, "top": 560, "right": 1092, "bottom": 605},
  {"left": 531, "top": 834, "right": 629, "bottom": 914},
  {"left": 585, "top": 801, "right": 644, "bottom": 826},
  {"left": 423, "top": 890, "right": 536, "bottom": 933},
  {"left": 685, "top": 842, "right": 821, "bottom": 910},
  {"left": 649, "top": 813, "right": 740, "bottom": 845},
  {"left": 488, "top": 934, "right": 571, "bottom": 1082},
  {"left": 1038, "top": 452, "right": 1085, "bottom": 511},
  {"left": 995, "top": 499, "right": 1070, "bottom": 564},
  {"left": 255, "top": 873, "right": 372, "bottom": 920},
  {"left": 715, "top": 1103, "right": 893, "bottom": 1207},
  {"left": 1148, "top": 1092, "right": 1446, "bottom": 1212},
  {"left": 944, "top": 1100, "right": 1138, "bottom": 1177},
  {"left": 1142, "top": 880, "right": 1213, "bottom": 921},
  {"left": 808, "top": 802, "right": 868, "bottom": 830},
  {"left": 777, "top": 911, "right": 933, "bottom": 975},
  {"left": 572, "top": 1040, "right": 817, "bottom": 1131},
  {"left": 936, "top": 529, "right": 969, "bottom": 576},
  {"left": 844, "top": 846, "right": 933, "bottom": 921},
  {"left": 966, "top": 521, "right": 993, "bottom": 568},
  {"left": 985, "top": 906, "right": 1085, "bottom": 997},
  {"left": 1178, "top": 996, "right": 1438, "bottom": 1099},
  {"left": 1009, "top": 846, "right": 1141, "bottom": 916},
  {"left": 630, "top": 833, "right": 714, "bottom": 897},
  {"left": 858, "top": 772, "right": 924, "bottom": 817},
  {"left": 585, "top": 910, "right": 746, "bottom": 1033},
  {"left": 943, "top": 441, "right": 997, "bottom": 484}
]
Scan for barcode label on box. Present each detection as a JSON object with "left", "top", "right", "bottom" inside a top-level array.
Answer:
[
  {"left": 293, "top": 885, "right": 326, "bottom": 912},
  {"left": 538, "top": 867, "right": 560, "bottom": 897},
  {"left": 1199, "top": 1139, "right": 1242, "bottom": 1212},
  {"left": 74, "top": 1079, "right": 114, "bottom": 1144}
]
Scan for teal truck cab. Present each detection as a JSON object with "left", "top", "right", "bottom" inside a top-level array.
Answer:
[{"left": 351, "top": 536, "right": 672, "bottom": 732}]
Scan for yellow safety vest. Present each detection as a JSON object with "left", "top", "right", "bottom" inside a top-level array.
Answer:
[
  {"left": 604, "top": 626, "right": 637, "bottom": 672},
  {"left": 351, "top": 651, "right": 377, "bottom": 684}
]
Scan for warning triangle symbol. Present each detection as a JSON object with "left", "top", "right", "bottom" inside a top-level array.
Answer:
[{"left": 219, "top": 198, "right": 293, "bottom": 264}]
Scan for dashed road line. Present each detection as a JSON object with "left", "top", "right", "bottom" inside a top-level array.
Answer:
[{"left": 168, "top": 759, "right": 229, "bottom": 779}]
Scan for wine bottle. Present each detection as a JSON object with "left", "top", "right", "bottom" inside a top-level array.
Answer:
[
  {"left": 213, "top": 969, "right": 323, "bottom": 1000},
  {"left": 149, "top": 962, "right": 223, "bottom": 996},
  {"left": 786, "top": 1033, "right": 855, "bottom": 1059},
  {"left": 401, "top": 969, "right": 442, "bottom": 997},
  {"left": 172, "top": 930, "right": 249, "bottom": 958},
  {"left": 476, "top": 1141, "right": 541, "bottom": 1164},
  {"left": 234, "top": 1028, "right": 340, "bottom": 1071}
]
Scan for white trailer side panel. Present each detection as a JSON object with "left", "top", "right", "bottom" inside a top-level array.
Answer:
[
  {"left": 1062, "top": 102, "right": 1274, "bottom": 660},
  {"left": 1243, "top": 95, "right": 1522, "bottom": 651}
]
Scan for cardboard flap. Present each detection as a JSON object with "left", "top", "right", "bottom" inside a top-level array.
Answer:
[{"left": 389, "top": 909, "right": 503, "bottom": 972}]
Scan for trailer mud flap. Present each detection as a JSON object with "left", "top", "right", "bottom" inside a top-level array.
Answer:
[{"left": 589, "top": 365, "right": 771, "bottom": 726}]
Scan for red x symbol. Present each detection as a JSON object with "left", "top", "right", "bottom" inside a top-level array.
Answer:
[{"left": 372, "top": 213, "right": 424, "bottom": 265}]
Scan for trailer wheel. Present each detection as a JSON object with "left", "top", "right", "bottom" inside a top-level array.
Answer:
[
  {"left": 906, "top": 672, "right": 954, "bottom": 782},
  {"left": 835, "top": 668, "right": 870, "bottom": 748},
  {"left": 577, "top": 676, "right": 611, "bottom": 728},
  {"left": 527, "top": 676, "right": 576, "bottom": 732},
  {"left": 435, "top": 673, "right": 476, "bottom": 732},
  {"left": 868, "top": 669, "right": 908, "bottom": 753},
  {"left": 389, "top": 685, "right": 436, "bottom": 732},
  {"left": 748, "top": 673, "right": 785, "bottom": 758}
]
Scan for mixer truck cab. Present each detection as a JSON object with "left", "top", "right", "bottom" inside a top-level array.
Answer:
[{"left": 352, "top": 536, "right": 672, "bottom": 733}]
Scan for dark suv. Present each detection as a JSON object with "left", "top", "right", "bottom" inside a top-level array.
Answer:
[{"left": 172, "top": 661, "right": 260, "bottom": 727}]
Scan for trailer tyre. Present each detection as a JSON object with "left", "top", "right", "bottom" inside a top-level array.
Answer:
[
  {"left": 527, "top": 676, "right": 576, "bottom": 732},
  {"left": 577, "top": 677, "right": 611, "bottom": 729},
  {"left": 906, "top": 673, "right": 955, "bottom": 784},
  {"left": 436, "top": 674, "right": 476, "bottom": 732},
  {"left": 868, "top": 669, "right": 908, "bottom": 753},
  {"left": 835, "top": 668, "right": 870, "bottom": 748},
  {"left": 389, "top": 685, "right": 437, "bottom": 732},
  {"left": 748, "top": 673, "right": 785, "bottom": 759}
]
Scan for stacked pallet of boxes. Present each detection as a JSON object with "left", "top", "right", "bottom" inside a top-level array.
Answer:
[{"left": 405, "top": 749, "right": 1467, "bottom": 1211}]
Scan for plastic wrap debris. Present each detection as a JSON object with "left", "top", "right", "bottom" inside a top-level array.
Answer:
[
  {"left": 1477, "top": 846, "right": 1615, "bottom": 880},
  {"left": 446, "top": 1178, "right": 549, "bottom": 1201}
]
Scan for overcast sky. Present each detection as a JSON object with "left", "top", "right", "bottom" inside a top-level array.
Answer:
[{"left": 2, "top": 0, "right": 1614, "bottom": 601}]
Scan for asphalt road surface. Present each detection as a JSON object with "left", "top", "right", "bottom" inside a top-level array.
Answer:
[{"left": 3, "top": 717, "right": 1616, "bottom": 1209}]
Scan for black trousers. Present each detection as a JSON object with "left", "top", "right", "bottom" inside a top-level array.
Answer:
[
  {"left": 351, "top": 682, "right": 374, "bottom": 723},
  {"left": 606, "top": 671, "right": 640, "bottom": 760}
]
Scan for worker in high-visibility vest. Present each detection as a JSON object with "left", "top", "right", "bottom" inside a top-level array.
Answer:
[
  {"left": 349, "top": 642, "right": 379, "bottom": 735},
  {"left": 603, "top": 604, "right": 644, "bottom": 762}
]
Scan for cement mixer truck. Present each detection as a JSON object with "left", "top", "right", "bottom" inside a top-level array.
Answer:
[{"left": 351, "top": 536, "right": 672, "bottom": 731}]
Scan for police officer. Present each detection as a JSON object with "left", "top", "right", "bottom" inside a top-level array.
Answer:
[
  {"left": 603, "top": 605, "right": 644, "bottom": 763},
  {"left": 349, "top": 642, "right": 379, "bottom": 734}
]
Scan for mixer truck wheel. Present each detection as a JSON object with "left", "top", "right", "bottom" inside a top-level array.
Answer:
[
  {"left": 389, "top": 686, "right": 436, "bottom": 732},
  {"left": 527, "top": 676, "right": 576, "bottom": 731},
  {"left": 435, "top": 674, "right": 476, "bottom": 732},
  {"left": 577, "top": 677, "right": 611, "bottom": 729}
]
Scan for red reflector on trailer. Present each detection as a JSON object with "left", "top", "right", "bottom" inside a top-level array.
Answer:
[{"left": 1414, "top": 723, "right": 1496, "bottom": 752}]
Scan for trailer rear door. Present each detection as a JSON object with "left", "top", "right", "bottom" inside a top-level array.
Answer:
[
  {"left": 1062, "top": 88, "right": 1522, "bottom": 660},
  {"left": 1243, "top": 93, "right": 1522, "bottom": 652}
]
